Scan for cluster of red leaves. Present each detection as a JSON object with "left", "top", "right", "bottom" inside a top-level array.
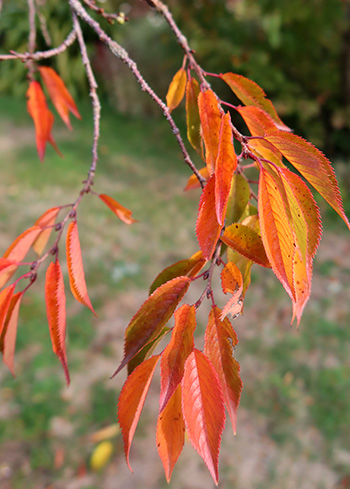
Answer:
[
  {"left": 2, "top": 58, "right": 350, "bottom": 486},
  {"left": 114, "top": 65, "right": 349, "bottom": 484},
  {"left": 26, "top": 67, "right": 81, "bottom": 161}
]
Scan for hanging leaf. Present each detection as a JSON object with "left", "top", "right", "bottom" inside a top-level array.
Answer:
[
  {"left": 0, "top": 285, "right": 15, "bottom": 337},
  {"left": 0, "top": 291, "right": 23, "bottom": 376},
  {"left": 184, "top": 167, "right": 209, "bottom": 191},
  {"left": 225, "top": 173, "right": 251, "bottom": 225},
  {"left": 204, "top": 306, "right": 242, "bottom": 434},
  {"left": 159, "top": 304, "right": 196, "bottom": 412},
  {"left": 113, "top": 276, "right": 191, "bottom": 376},
  {"left": 182, "top": 349, "right": 225, "bottom": 485},
  {"left": 221, "top": 223, "right": 270, "bottom": 268},
  {"left": 220, "top": 73, "right": 290, "bottom": 131},
  {"left": 26, "top": 80, "right": 62, "bottom": 161},
  {"left": 156, "top": 385, "right": 185, "bottom": 483},
  {"left": 32, "top": 207, "right": 60, "bottom": 256},
  {"left": 149, "top": 251, "right": 206, "bottom": 295},
  {"left": 0, "top": 226, "right": 42, "bottom": 288},
  {"left": 198, "top": 89, "right": 222, "bottom": 174},
  {"left": 166, "top": 68, "right": 187, "bottom": 112},
  {"left": 39, "top": 66, "right": 81, "bottom": 130},
  {"left": 248, "top": 137, "right": 284, "bottom": 168},
  {"left": 66, "top": 221, "right": 96, "bottom": 316},
  {"left": 99, "top": 194, "right": 137, "bottom": 225},
  {"left": 118, "top": 354, "right": 160, "bottom": 470},
  {"left": 265, "top": 132, "right": 350, "bottom": 230},
  {"left": 237, "top": 105, "right": 280, "bottom": 136},
  {"left": 196, "top": 174, "right": 222, "bottom": 260},
  {"left": 186, "top": 77, "right": 203, "bottom": 157},
  {"left": 227, "top": 248, "right": 253, "bottom": 299},
  {"left": 45, "top": 260, "right": 70, "bottom": 385},
  {"left": 215, "top": 112, "right": 237, "bottom": 225},
  {"left": 220, "top": 262, "right": 243, "bottom": 319}
]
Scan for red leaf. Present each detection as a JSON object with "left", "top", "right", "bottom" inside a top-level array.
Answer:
[
  {"left": 221, "top": 72, "right": 290, "bottom": 131},
  {"left": 0, "top": 291, "right": 23, "bottom": 376},
  {"left": 237, "top": 105, "right": 280, "bottom": 136},
  {"left": 186, "top": 77, "right": 203, "bottom": 157},
  {"left": 26, "top": 80, "right": 62, "bottom": 161},
  {"left": 0, "top": 226, "right": 42, "bottom": 288},
  {"left": 113, "top": 276, "right": 191, "bottom": 376},
  {"left": 66, "top": 221, "right": 96, "bottom": 316},
  {"left": 159, "top": 304, "right": 196, "bottom": 412},
  {"left": 221, "top": 223, "right": 270, "bottom": 268},
  {"left": 45, "top": 260, "right": 70, "bottom": 385},
  {"left": 182, "top": 349, "right": 225, "bottom": 485},
  {"left": 166, "top": 67, "right": 187, "bottom": 112},
  {"left": 215, "top": 112, "right": 237, "bottom": 225},
  {"left": 265, "top": 132, "right": 350, "bottom": 230},
  {"left": 0, "top": 285, "right": 15, "bottom": 338},
  {"left": 118, "top": 354, "right": 160, "bottom": 470},
  {"left": 204, "top": 306, "right": 242, "bottom": 434},
  {"left": 99, "top": 194, "right": 137, "bottom": 225},
  {"left": 156, "top": 385, "right": 185, "bottom": 482},
  {"left": 198, "top": 89, "right": 222, "bottom": 174},
  {"left": 39, "top": 66, "right": 81, "bottom": 130},
  {"left": 184, "top": 166, "right": 209, "bottom": 191},
  {"left": 220, "top": 262, "right": 243, "bottom": 320},
  {"left": 33, "top": 207, "right": 60, "bottom": 256},
  {"left": 149, "top": 251, "right": 206, "bottom": 295},
  {"left": 196, "top": 174, "right": 222, "bottom": 260},
  {"left": 127, "top": 326, "right": 170, "bottom": 375}
]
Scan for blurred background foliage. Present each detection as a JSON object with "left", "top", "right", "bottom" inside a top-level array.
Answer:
[{"left": 1, "top": 0, "right": 350, "bottom": 156}]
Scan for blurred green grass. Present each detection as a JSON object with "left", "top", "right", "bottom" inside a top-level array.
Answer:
[{"left": 0, "top": 96, "right": 349, "bottom": 489}]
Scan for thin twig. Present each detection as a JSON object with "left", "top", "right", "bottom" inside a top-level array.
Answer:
[
  {"left": 147, "top": 0, "right": 209, "bottom": 88},
  {"left": 0, "top": 29, "right": 77, "bottom": 61},
  {"left": 69, "top": 0, "right": 205, "bottom": 188},
  {"left": 82, "top": 0, "right": 128, "bottom": 24},
  {"left": 28, "top": 0, "right": 36, "bottom": 54},
  {"left": 72, "top": 13, "right": 100, "bottom": 181},
  {"left": 35, "top": 0, "right": 52, "bottom": 46}
]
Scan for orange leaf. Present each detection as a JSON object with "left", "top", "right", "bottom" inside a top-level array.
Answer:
[
  {"left": 220, "top": 262, "right": 243, "bottom": 320},
  {"left": 118, "top": 354, "right": 160, "bottom": 470},
  {"left": 149, "top": 251, "right": 206, "bottom": 295},
  {"left": 0, "top": 226, "right": 42, "bottom": 288},
  {"left": 265, "top": 132, "right": 350, "bottom": 230},
  {"left": 248, "top": 137, "right": 284, "bottom": 168},
  {"left": 204, "top": 306, "right": 242, "bottom": 434},
  {"left": 159, "top": 304, "right": 196, "bottom": 412},
  {"left": 221, "top": 223, "right": 270, "bottom": 267},
  {"left": 186, "top": 77, "right": 203, "bottom": 157},
  {"left": 66, "top": 221, "right": 96, "bottom": 316},
  {"left": 26, "top": 80, "right": 62, "bottom": 161},
  {"left": 113, "top": 276, "right": 191, "bottom": 376},
  {"left": 182, "top": 349, "right": 225, "bottom": 485},
  {"left": 39, "top": 66, "right": 81, "bottom": 130},
  {"left": 215, "top": 112, "right": 237, "bottom": 225},
  {"left": 237, "top": 105, "right": 280, "bottom": 136},
  {"left": 0, "top": 291, "right": 23, "bottom": 376},
  {"left": 166, "top": 67, "right": 187, "bottom": 112},
  {"left": 225, "top": 173, "right": 251, "bottom": 225},
  {"left": 33, "top": 207, "right": 60, "bottom": 256},
  {"left": 196, "top": 174, "right": 222, "bottom": 260},
  {"left": 0, "top": 285, "right": 15, "bottom": 338},
  {"left": 127, "top": 326, "right": 170, "bottom": 375},
  {"left": 99, "top": 194, "right": 137, "bottom": 225},
  {"left": 227, "top": 248, "right": 253, "bottom": 299},
  {"left": 184, "top": 167, "right": 209, "bottom": 191},
  {"left": 221, "top": 72, "right": 290, "bottom": 131},
  {"left": 198, "top": 89, "right": 222, "bottom": 174},
  {"left": 45, "top": 260, "right": 70, "bottom": 385},
  {"left": 156, "top": 385, "right": 185, "bottom": 482}
]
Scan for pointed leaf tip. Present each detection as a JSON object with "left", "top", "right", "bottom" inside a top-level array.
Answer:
[{"left": 99, "top": 194, "right": 137, "bottom": 225}]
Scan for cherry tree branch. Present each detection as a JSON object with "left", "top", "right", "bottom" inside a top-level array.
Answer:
[
  {"left": 68, "top": 0, "right": 205, "bottom": 187},
  {"left": 0, "top": 29, "right": 77, "bottom": 61}
]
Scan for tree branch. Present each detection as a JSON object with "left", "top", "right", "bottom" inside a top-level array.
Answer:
[{"left": 68, "top": 0, "right": 205, "bottom": 187}]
